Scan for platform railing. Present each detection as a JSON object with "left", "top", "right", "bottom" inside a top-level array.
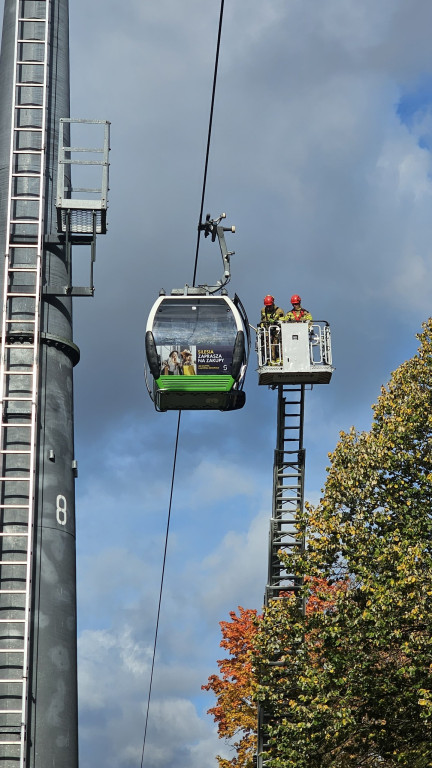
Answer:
[
  {"left": 309, "top": 322, "right": 332, "bottom": 366},
  {"left": 257, "top": 324, "right": 281, "bottom": 366},
  {"left": 257, "top": 321, "right": 332, "bottom": 369}
]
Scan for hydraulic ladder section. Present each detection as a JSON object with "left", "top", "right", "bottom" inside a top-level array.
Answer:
[
  {"left": 0, "top": 0, "right": 49, "bottom": 763},
  {"left": 266, "top": 384, "right": 306, "bottom": 604},
  {"left": 257, "top": 384, "right": 306, "bottom": 768}
]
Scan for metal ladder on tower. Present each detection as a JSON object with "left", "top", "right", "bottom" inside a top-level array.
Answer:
[
  {"left": 265, "top": 383, "right": 306, "bottom": 604},
  {"left": 0, "top": 0, "right": 49, "bottom": 763}
]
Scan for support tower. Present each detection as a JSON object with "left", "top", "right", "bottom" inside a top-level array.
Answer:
[{"left": 0, "top": 2, "right": 109, "bottom": 766}]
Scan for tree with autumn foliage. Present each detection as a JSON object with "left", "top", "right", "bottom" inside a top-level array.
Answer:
[
  {"left": 254, "top": 320, "right": 432, "bottom": 767},
  {"left": 202, "top": 606, "right": 260, "bottom": 768},
  {"left": 203, "top": 584, "right": 343, "bottom": 768}
]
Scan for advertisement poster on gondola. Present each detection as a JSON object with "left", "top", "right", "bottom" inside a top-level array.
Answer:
[
  {"left": 157, "top": 344, "right": 233, "bottom": 376},
  {"left": 158, "top": 346, "right": 196, "bottom": 375},
  {"left": 196, "top": 345, "right": 233, "bottom": 374}
]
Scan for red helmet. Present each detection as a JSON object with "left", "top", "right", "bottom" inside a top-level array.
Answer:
[
  {"left": 291, "top": 294, "right": 301, "bottom": 305},
  {"left": 264, "top": 295, "right": 274, "bottom": 306}
]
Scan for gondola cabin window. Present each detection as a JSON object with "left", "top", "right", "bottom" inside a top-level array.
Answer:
[{"left": 152, "top": 299, "right": 238, "bottom": 377}]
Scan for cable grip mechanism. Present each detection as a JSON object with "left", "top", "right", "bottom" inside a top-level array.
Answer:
[{"left": 198, "top": 212, "right": 235, "bottom": 289}]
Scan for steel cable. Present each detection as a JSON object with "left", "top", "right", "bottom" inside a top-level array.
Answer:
[
  {"left": 192, "top": 0, "right": 225, "bottom": 287},
  {"left": 140, "top": 412, "right": 181, "bottom": 768},
  {"left": 140, "top": 1, "right": 225, "bottom": 763}
]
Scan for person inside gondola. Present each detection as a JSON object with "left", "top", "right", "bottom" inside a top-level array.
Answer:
[{"left": 162, "top": 349, "right": 183, "bottom": 375}]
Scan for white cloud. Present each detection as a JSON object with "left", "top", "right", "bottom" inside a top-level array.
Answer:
[
  {"left": 78, "top": 626, "right": 226, "bottom": 768},
  {"left": 187, "top": 459, "right": 258, "bottom": 509},
  {"left": 198, "top": 507, "right": 269, "bottom": 615}
]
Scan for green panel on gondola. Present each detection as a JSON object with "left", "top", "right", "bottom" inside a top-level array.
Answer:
[{"left": 155, "top": 375, "right": 235, "bottom": 392}]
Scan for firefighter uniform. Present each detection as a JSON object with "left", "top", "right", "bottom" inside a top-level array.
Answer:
[
  {"left": 284, "top": 307, "right": 313, "bottom": 323},
  {"left": 259, "top": 304, "right": 284, "bottom": 325},
  {"left": 284, "top": 294, "right": 312, "bottom": 325},
  {"left": 259, "top": 296, "right": 284, "bottom": 364}
]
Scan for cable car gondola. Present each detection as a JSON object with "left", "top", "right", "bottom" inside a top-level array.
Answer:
[
  {"left": 144, "top": 214, "right": 250, "bottom": 412},
  {"left": 145, "top": 292, "right": 249, "bottom": 411}
]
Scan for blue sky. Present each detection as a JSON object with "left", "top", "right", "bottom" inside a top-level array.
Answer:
[{"left": 3, "top": 0, "right": 432, "bottom": 766}]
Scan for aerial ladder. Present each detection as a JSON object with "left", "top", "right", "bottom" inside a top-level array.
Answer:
[{"left": 255, "top": 318, "right": 334, "bottom": 767}]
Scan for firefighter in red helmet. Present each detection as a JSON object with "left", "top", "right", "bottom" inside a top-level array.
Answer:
[
  {"left": 284, "top": 294, "right": 313, "bottom": 324},
  {"left": 259, "top": 295, "right": 284, "bottom": 326},
  {"left": 259, "top": 295, "right": 284, "bottom": 365}
]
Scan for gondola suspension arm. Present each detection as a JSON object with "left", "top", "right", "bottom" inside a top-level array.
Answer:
[{"left": 199, "top": 211, "right": 235, "bottom": 289}]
